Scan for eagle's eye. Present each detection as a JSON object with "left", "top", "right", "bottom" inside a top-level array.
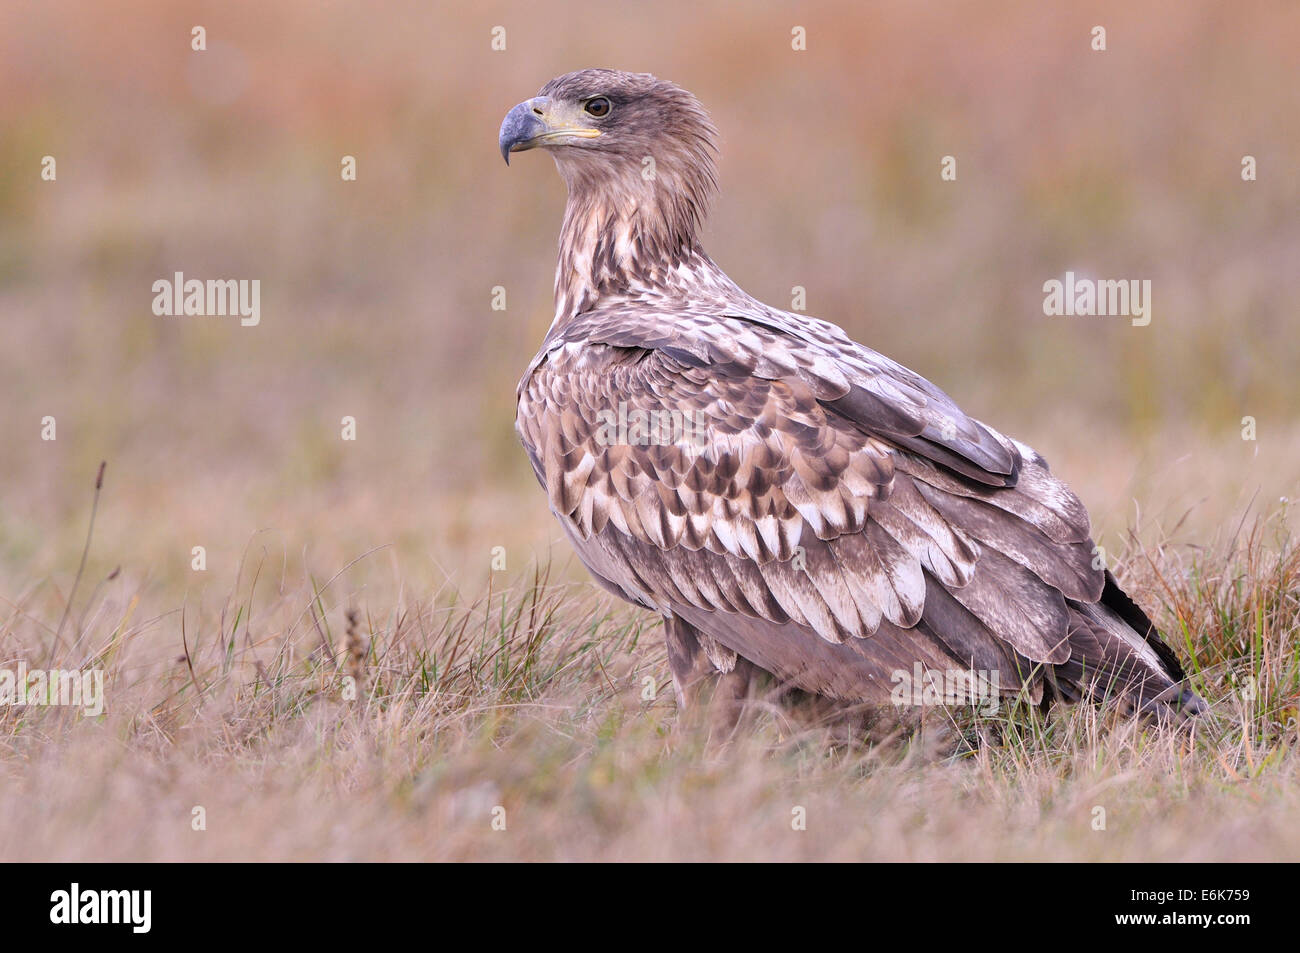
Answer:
[{"left": 583, "top": 97, "right": 612, "bottom": 118}]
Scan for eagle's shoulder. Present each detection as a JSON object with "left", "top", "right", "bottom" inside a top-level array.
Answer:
[{"left": 522, "top": 298, "right": 1021, "bottom": 487}]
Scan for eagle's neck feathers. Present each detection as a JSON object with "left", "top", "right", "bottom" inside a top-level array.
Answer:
[{"left": 551, "top": 146, "right": 719, "bottom": 324}]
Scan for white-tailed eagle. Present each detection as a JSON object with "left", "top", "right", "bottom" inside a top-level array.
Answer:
[{"left": 499, "top": 69, "right": 1205, "bottom": 721}]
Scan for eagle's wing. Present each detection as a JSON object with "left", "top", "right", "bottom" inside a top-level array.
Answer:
[{"left": 517, "top": 309, "right": 1115, "bottom": 701}]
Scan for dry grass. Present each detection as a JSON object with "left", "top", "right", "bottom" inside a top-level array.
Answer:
[
  {"left": 1, "top": 470, "right": 1295, "bottom": 861},
  {"left": 1, "top": 0, "right": 1298, "bottom": 861}
]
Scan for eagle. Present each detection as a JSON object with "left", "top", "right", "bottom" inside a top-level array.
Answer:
[{"left": 499, "top": 69, "right": 1205, "bottom": 722}]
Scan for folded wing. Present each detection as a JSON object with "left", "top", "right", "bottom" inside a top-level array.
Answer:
[{"left": 517, "top": 309, "right": 1183, "bottom": 706}]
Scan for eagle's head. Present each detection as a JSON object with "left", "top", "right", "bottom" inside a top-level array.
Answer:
[{"left": 499, "top": 69, "right": 719, "bottom": 258}]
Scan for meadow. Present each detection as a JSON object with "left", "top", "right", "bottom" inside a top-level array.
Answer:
[{"left": 0, "top": 0, "right": 1297, "bottom": 860}]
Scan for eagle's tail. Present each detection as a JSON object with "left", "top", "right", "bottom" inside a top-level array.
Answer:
[{"left": 1049, "top": 571, "right": 1207, "bottom": 722}]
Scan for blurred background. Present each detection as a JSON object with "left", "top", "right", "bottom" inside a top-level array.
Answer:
[{"left": 1, "top": 0, "right": 1297, "bottom": 602}]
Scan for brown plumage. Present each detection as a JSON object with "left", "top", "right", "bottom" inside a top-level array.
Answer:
[{"left": 499, "top": 69, "right": 1205, "bottom": 721}]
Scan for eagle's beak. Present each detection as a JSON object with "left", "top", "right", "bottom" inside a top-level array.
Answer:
[{"left": 499, "top": 97, "right": 601, "bottom": 165}]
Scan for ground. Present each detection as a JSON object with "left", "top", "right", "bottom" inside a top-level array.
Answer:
[
  {"left": 1, "top": 479, "right": 1296, "bottom": 860},
  {"left": 1, "top": 0, "right": 1298, "bottom": 861}
]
